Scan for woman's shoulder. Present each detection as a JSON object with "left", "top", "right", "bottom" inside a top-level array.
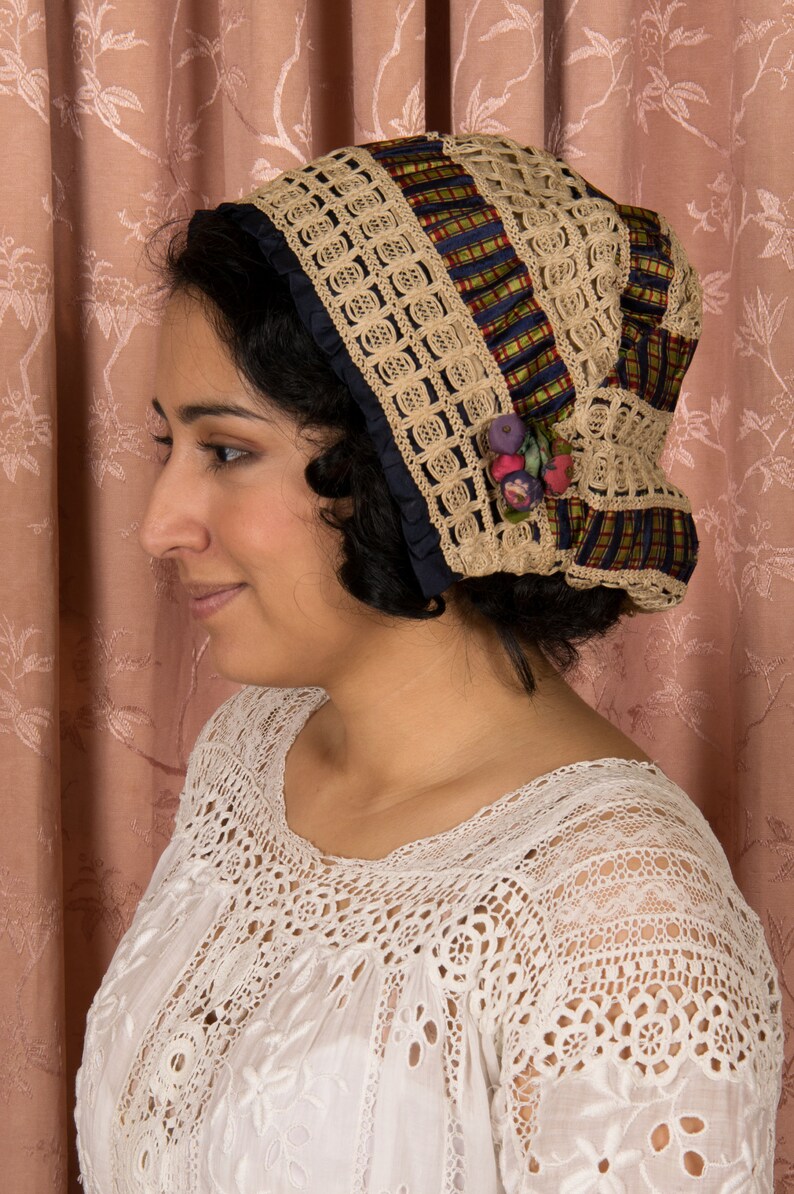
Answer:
[
  {"left": 491, "top": 760, "right": 782, "bottom": 1102},
  {"left": 473, "top": 758, "right": 772, "bottom": 987},
  {"left": 526, "top": 756, "right": 726, "bottom": 873},
  {"left": 473, "top": 754, "right": 720, "bottom": 879}
]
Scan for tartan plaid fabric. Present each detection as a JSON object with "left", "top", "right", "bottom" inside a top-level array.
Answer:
[
  {"left": 577, "top": 504, "right": 697, "bottom": 578},
  {"left": 603, "top": 326, "right": 697, "bottom": 415},
  {"left": 369, "top": 137, "right": 577, "bottom": 422},
  {"left": 545, "top": 499, "right": 698, "bottom": 583}
]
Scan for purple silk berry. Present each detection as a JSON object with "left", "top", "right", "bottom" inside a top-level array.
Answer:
[
  {"left": 501, "top": 470, "right": 544, "bottom": 511},
  {"left": 488, "top": 413, "right": 526, "bottom": 455}
]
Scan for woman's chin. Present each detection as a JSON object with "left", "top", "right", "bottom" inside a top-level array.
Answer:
[
  {"left": 204, "top": 635, "right": 254, "bottom": 685},
  {"left": 204, "top": 638, "right": 287, "bottom": 689}
]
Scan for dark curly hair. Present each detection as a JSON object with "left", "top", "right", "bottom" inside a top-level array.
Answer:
[{"left": 146, "top": 211, "right": 629, "bottom": 697}]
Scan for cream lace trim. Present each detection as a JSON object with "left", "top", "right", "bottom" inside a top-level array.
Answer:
[
  {"left": 242, "top": 147, "right": 563, "bottom": 581},
  {"left": 444, "top": 135, "right": 629, "bottom": 395},
  {"left": 660, "top": 214, "right": 704, "bottom": 339},
  {"left": 555, "top": 387, "right": 691, "bottom": 511}
]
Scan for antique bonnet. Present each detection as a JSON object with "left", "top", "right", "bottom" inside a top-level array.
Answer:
[{"left": 191, "top": 132, "right": 702, "bottom": 613}]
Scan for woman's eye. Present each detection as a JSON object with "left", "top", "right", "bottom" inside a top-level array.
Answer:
[
  {"left": 201, "top": 441, "right": 249, "bottom": 469},
  {"left": 148, "top": 432, "right": 251, "bottom": 471},
  {"left": 151, "top": 433, "right": 172, "bottom": 459}
]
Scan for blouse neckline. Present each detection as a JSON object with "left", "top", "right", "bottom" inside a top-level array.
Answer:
[{"left": 270, "top": 686, "right": 662, "bottom": 870}]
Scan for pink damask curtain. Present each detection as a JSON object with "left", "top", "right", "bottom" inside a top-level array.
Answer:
[{"left": 1, "top": 1, "right": 791, "bottom": 1189}]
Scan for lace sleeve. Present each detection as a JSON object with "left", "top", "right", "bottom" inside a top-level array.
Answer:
[{"left": 489, "top": 778, "right": 783, "bottom": 1192}]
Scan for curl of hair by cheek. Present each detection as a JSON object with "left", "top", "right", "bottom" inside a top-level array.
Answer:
[{"left": 145, "top": 212, "right": 630, "bottom": 698}]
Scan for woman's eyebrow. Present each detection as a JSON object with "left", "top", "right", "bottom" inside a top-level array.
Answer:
[{"left": 151, "top": 396, "right": 271, "bottom": 425}]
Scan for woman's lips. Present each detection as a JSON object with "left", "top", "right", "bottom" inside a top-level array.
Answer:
[{"left": 188, "top": 584, "right": 246, "bottom": 620}]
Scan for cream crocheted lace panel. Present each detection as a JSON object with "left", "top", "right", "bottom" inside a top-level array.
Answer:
[
  {"left": 239, "top": 136, "right": 701, "bottom": 611},
  {"left": 74, "top": 685, "right": 783, "bottom": 1193}
]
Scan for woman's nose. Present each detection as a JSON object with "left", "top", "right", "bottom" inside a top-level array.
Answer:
[{"left": 138, "top": 465, "right": 210, "bottom": 559}]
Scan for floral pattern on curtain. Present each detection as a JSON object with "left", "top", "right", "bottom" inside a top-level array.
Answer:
[{"left": 0, "top": 1, "right": 791, "bottom": 1189}]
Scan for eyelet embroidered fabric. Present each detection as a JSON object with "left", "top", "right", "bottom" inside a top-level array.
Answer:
[{"left": 74, "top": 685, "right": 783, "bottom": 1193}]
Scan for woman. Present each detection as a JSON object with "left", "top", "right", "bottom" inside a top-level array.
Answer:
[{"left": 74, "top": 133, "right": 783, "bottom": 1192}]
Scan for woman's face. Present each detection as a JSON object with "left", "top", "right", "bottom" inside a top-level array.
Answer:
[{"left": 138, "top": 290, "right": 378, "bottom": 687}]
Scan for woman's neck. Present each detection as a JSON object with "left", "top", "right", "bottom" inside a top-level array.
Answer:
[{"left": 293, "top": 606, "right": 644, "bottom": 818}]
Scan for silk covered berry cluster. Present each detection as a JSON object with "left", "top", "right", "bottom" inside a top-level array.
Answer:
[{"left": 487, "top": 412, "right": 574, "bottom": 522}]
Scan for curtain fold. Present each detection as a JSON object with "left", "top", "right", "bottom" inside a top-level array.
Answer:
[
  {"left": 0, "top": 1, "right": 791, "bottom": 1189},
  {"left": 1, "top": 4, "right": 63, "bottom": 1190}
]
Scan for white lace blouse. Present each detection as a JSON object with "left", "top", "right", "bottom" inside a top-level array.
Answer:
[{"left": 74, "top": 683, "right": 783, "bottom": 1193}]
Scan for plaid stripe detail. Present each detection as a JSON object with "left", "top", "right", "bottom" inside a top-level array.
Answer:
[
  {"left": 512, "top": 366, "right": 572, "bottom": 417},
  {"left": 566, "top": 502, "right": 698, "bottom": 581},
  {"left": 475, "top": 273, "right": 542, "bottom": 331},
  {"left": 545, "top": 495, "right": 582, "bottom": 551},
  {"left": 368, "top": 135, "right": 577, "bottom": 423},
  {"left": 602, "top": 326, "right": 697, "bottom": 414}
]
